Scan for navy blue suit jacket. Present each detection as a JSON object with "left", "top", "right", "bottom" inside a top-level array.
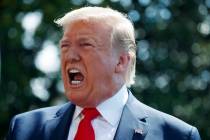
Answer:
[{"left": 7, "top": 93, "right": 201, "bottom": 140}]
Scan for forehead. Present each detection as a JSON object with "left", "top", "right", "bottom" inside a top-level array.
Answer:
[{"left": 62, "top": 19, "right": 112, "bottom": 39}]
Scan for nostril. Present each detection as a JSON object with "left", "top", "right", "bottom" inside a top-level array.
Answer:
[{"left": 67, "top": 50, "right": 81, "bottom": 63}]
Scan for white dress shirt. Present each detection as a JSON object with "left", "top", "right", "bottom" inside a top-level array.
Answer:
[{"left": 67, "top": 85, "right": 128, "bottom": 140}]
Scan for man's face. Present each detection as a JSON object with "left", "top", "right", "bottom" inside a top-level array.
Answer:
[{"left": 60, "top": 20, "right": 121, "bottom": 107}]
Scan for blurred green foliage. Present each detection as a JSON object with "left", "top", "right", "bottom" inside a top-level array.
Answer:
[{"left": 1, "top": 0, "right": 210, "bottom": 139}]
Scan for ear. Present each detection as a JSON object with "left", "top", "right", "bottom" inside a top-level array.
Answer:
[{"left": 115, "top": 52, "right": 130, "bottom": 73}]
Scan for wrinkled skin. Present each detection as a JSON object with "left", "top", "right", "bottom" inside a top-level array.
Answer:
[{"left": 60, "top": 20, "right": 129, "bottom": 107}]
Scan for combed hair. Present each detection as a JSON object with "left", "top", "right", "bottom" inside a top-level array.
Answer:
[{"left": 55, "top": 6, "right": 136, "bottom": 87}]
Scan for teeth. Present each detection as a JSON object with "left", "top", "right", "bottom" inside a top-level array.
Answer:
[
  {"left": 69, "top": 69, "right": 80, "bottom": 73},
  {"left": 68, "top": 68, "right": 83, "bottom": 86},
  {"left": 71, "top": 80, "right": 81, "bottom": 85}
]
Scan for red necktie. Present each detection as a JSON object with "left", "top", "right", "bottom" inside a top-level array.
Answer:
[{"left": 74, "top": 108, "right": 100, "bottom": 140}]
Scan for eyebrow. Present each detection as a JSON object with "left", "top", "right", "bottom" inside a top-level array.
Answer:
[
  {"left": 78, "top": 35, "right": 99, "bottom": 43},
  {"left": 78, "top": 37, "right": 92, "bottom": 42},
  {"left": 59, "top": 40, "right": 71, "bottom": 49},
  {"left": 60, "top": 39, "right": 70, "bottom": 45},
  {"left": 59, "top": 35, "right": 100, "bottom": 47}
]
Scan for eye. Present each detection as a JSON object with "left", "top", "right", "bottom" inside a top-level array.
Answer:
[
  {"left": 80, "top": 42, "right": 92, "bottom": 47},
  {"left": 60, "top": 43, "right": 69, "bottom": 48},
  {"left": 60, "top": 40, "right": 70, "bottom": 49}
]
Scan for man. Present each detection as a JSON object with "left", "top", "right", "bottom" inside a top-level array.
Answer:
[{"left": 7, "top": 7, "right": 201, "bottom": 140}]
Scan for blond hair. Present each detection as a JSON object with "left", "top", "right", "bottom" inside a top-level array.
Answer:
[{"left": 55, "top": 6, "right": 136, "bottom": 87}]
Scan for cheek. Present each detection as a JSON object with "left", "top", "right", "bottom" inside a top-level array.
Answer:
[
  {"left": 93, "top": 60, "right": 115, "bottom": 81},
  {"left": 61, "top": 62, "right": 65, "bottom": 77},
  {"left": 60, "top": 53, "right": 65, "bottom": 63},
  {"left": 85, "top": 51, "right": 116, "bottom": 79},
  {"left": 61, "top": 54, "right": 67, "bottom": 71},
  {"left": 60, "top": 56, "right": 67, "bottom": 82}
]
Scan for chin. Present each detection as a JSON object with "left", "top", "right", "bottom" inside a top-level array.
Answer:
[{"left": 65, "top": 91, "right": 84, "bottom": 104}]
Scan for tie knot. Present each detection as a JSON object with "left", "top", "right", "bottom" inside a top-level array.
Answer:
[{"left": 82, "top": 108, "right": 100, "bottom": 120}]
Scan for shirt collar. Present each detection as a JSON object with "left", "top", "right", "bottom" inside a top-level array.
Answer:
[
  {"left": 72, "top": 106, "right": 83, "bottom": 120},
  {"left": 73, "top": 85, "right": 128, "bottom": 126},
  {"left": 97, "top": 85, "right": 128, "bottom": 126}
]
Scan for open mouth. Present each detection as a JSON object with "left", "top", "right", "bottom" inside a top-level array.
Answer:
[{"left": 68, "top": 68, "right": 84, "bottom": 85}]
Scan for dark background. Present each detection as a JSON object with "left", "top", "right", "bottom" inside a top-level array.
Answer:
[{"left": 1, "top": 0, "right": 210, "bottom": 139}]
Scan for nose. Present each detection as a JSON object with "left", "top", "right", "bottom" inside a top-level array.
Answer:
[{"left": 66, "top": 47, "right": 81, "bottom": 63}]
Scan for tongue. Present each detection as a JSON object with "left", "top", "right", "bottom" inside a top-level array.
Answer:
[{"left": 74, "top": 73, "right": 84, "bottom": 81}]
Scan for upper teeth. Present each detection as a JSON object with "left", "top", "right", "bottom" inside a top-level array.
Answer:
[
  {"left": 71, "top": 81, "right": 81, "bottom": 84},
  {"left": 69, "top": 69, "right": 80, "bottom": 73}
]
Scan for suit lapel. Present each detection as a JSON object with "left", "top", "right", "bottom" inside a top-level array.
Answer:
[
  {"left": 39, "top": 92, "right": 148, "bottom": 140},
  {"left": 40, "top": 103, "right": 75, "bottom": 140},
  {"left": 114, "top": 93, "right": 148, "bottom": 140}
]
